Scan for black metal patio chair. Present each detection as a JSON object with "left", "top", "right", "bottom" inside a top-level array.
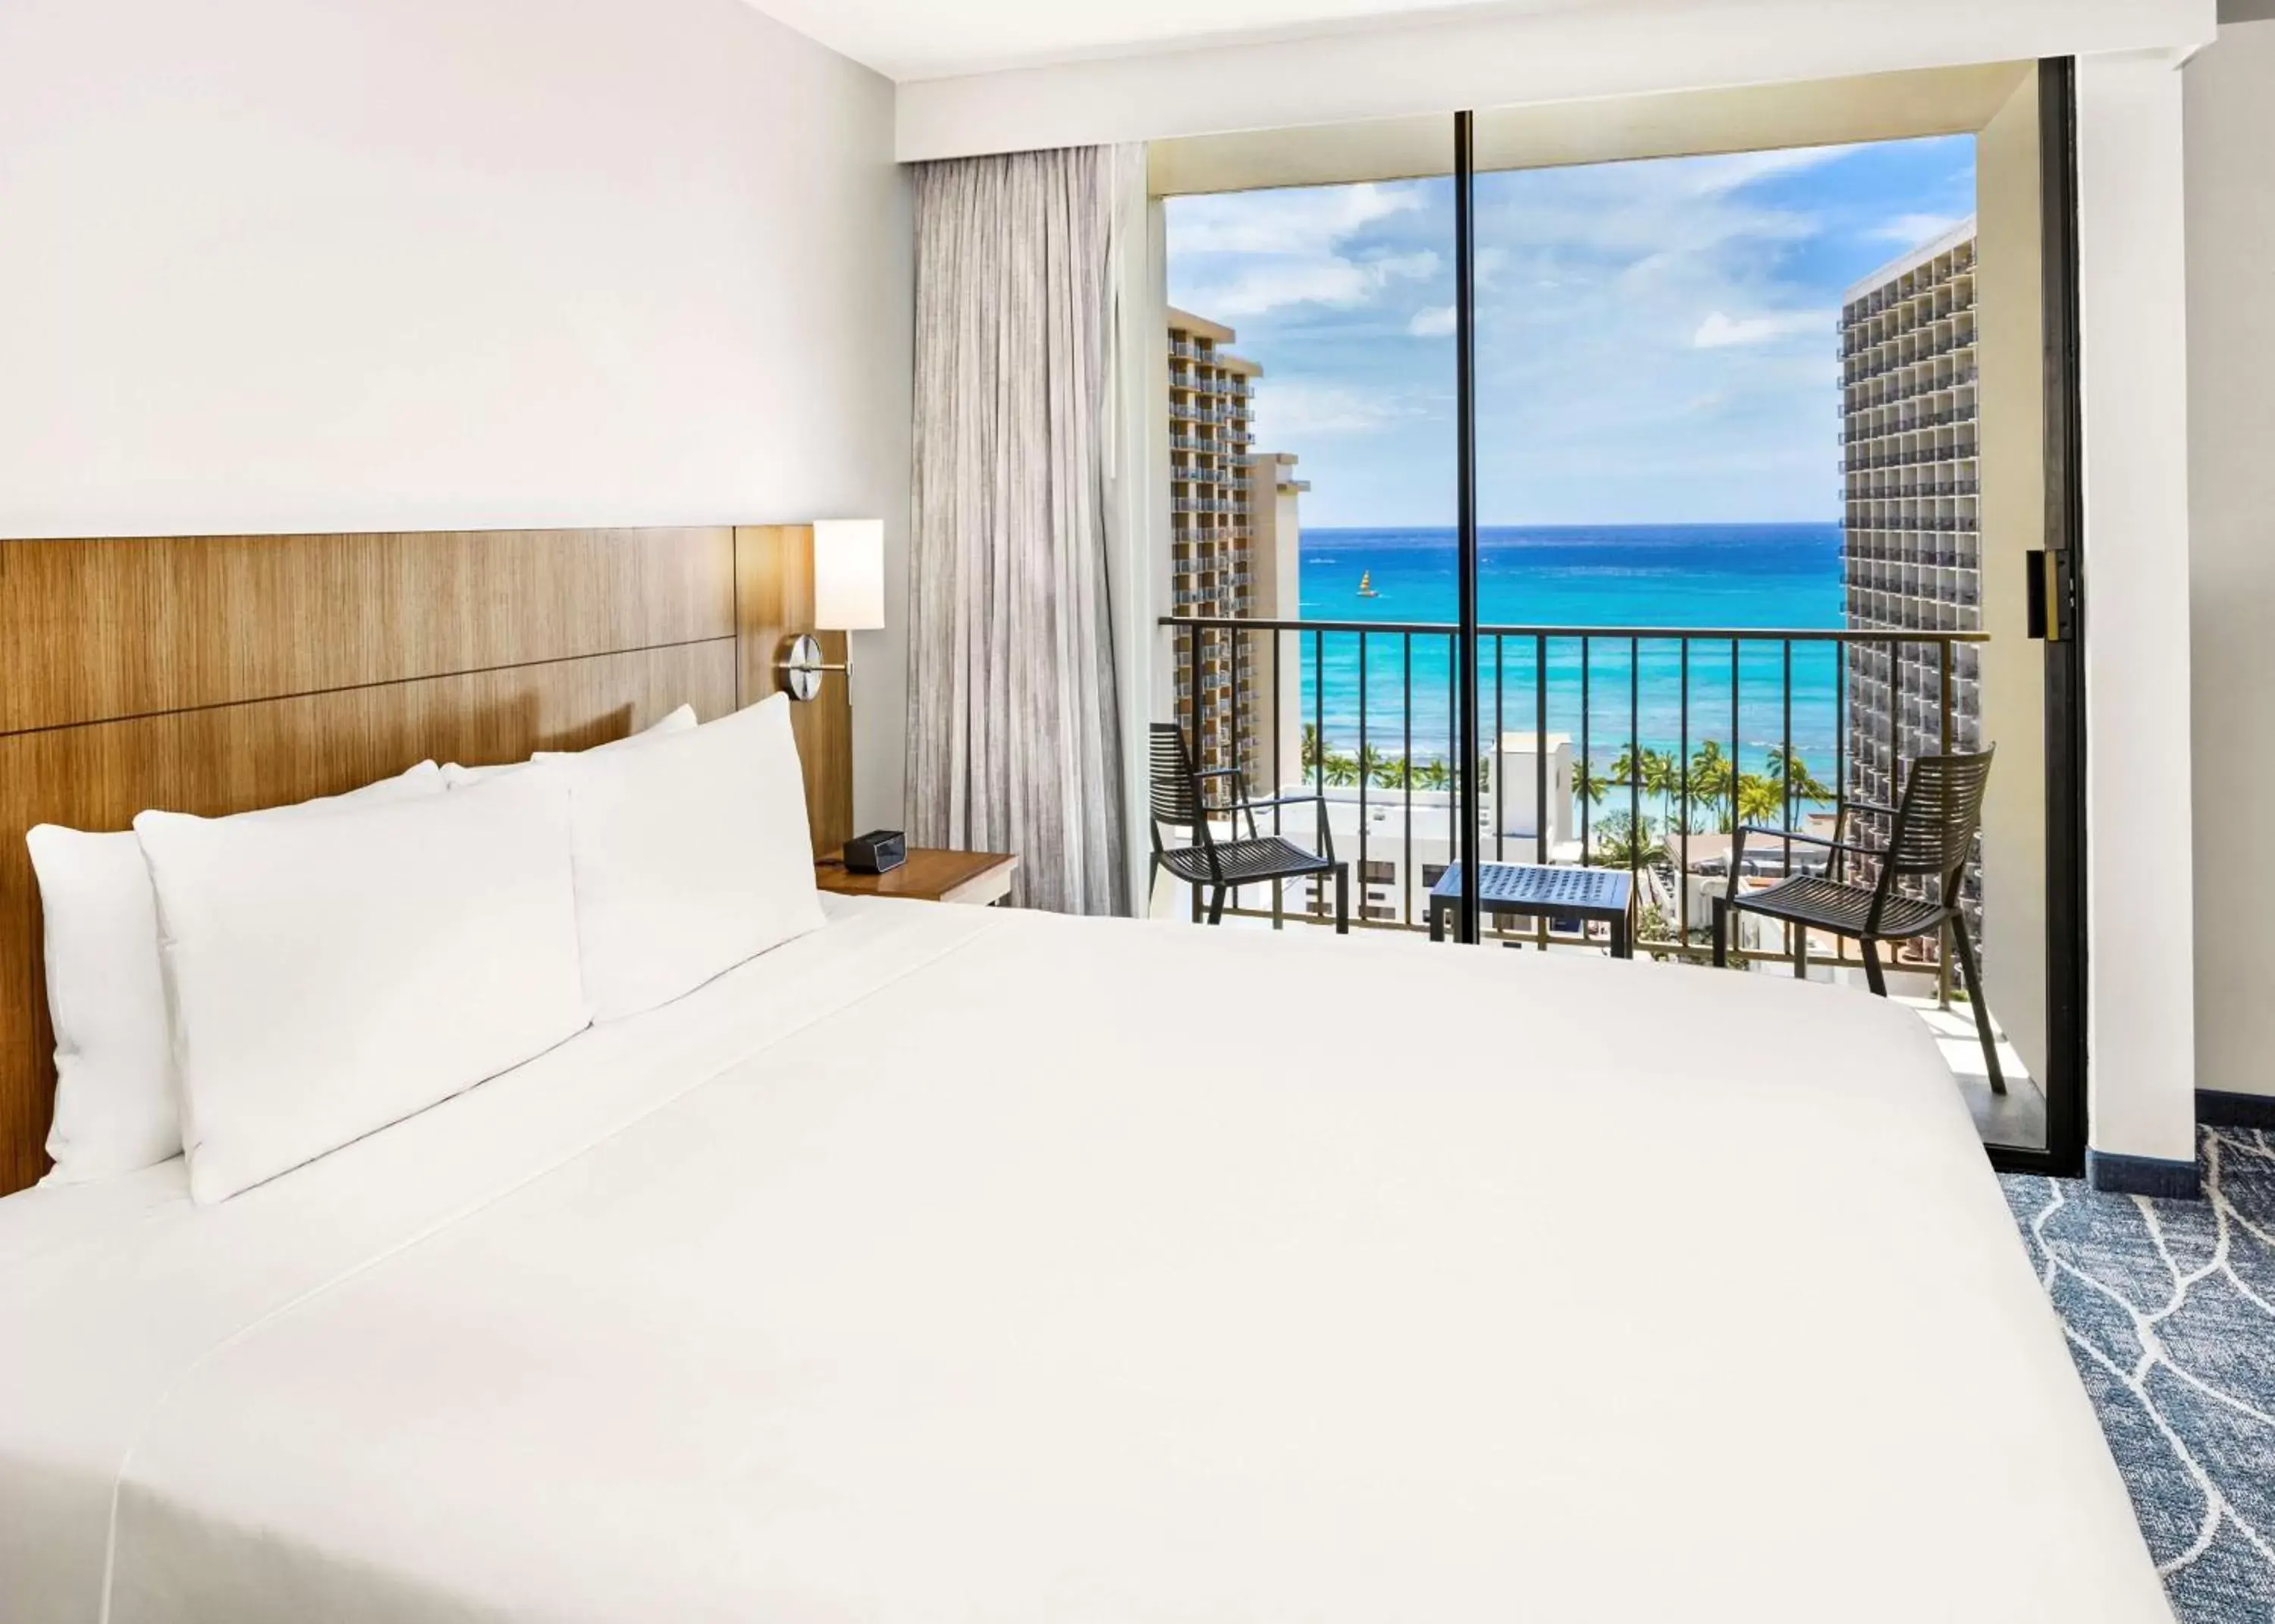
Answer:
[
  {"left": 1711, "top": 747, "right": 2002, "bottom": 1092},
  {"left": 1147, "top": 723, "right": 1348, "bottom": 933}
]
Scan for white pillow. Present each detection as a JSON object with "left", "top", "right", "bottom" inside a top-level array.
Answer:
[
  {"left": 441, "top": 704, "right": 697, "bottom": 788},
  {"left": 558, "top": 694, "right": 824, "bottom": 1022},
  {"left": 28, "top": 762, "right": 445, "bottom": 1185},
  {"left": 136, "top": 770, "right": 588, "bottom": 1204}
]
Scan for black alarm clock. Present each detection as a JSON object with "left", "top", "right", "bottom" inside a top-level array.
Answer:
[{"left": 843, "top": 829, "right": 907, "bottom": 874}]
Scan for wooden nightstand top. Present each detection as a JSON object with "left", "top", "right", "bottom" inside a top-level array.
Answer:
[{"left": 815, "top": 847, "right": 1018, "bottom": 906}]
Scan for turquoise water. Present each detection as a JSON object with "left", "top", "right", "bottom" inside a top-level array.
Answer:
[{"left": 1288, "top": 522, "right": 1845, "bottom": 793}]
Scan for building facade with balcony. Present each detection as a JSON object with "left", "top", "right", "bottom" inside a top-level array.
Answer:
[
  {"left": 1840, "top": 218, "right": 1984, "bottom": 808},
  {"left": 1168, "top": 307, "right": 1264, "bottom": 783},
  {"left": 1244, "top": 450, "right": 1309, "bottom": 787}
]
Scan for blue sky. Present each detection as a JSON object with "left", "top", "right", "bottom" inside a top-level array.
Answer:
[{"left": 1166, "top": 135, "right": 1976, "bottom": 528}]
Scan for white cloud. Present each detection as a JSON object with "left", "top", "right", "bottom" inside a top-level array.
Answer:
[
  {"left": 1196, "top": 261, "right": 1379, "bottom": 318},
  {"left": 1192, "top": 250, "right": 1439, "bottom": 319},
  {"left": 1254, "top": 383, "right": 1426, "bottom": 438},
  {"left": 1408, "top": 305, "right": 1457, "bottom": 338},
  {"left": 1169, "top": 181, "right": 1424, "bottom": 256},
  {"left": 1169, "top": 182, "right": 1443, "bottom": 320},
  {"left": 1491, "top": 165, "right": 1829, "bottom": 281},
  {"left": 1684, "top": 144, "right": 1856, "bottom": 196},
  {"left": 1866, "top": 211, "right": 1968, "bottom": 246},
  {"left": 1369, "top": 249, "right": 1439, "bottom": 281},
  {"left": 1692, "top": 309, "right": 1834, "bottom": 348}
]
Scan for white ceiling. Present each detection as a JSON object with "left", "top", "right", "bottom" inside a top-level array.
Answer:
[{"left": 748, "top": 0, "right": 1623, "bottom": 83}]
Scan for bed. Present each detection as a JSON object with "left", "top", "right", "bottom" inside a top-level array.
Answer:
[
  {"left": 1, "top": 892, "right": 2168, "bottom": 1622},
  {"left": 0, "top": 526, "right": 2168, "bottom": 1622}
]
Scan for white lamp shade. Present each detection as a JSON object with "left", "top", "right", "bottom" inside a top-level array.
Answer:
[{"left": 812, "top": 519, "right": 886, "bottom": 631}]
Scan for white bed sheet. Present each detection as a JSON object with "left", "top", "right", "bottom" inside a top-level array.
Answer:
[{"left": 0, "top": 898, "right": 2168, "bottom": 1623}]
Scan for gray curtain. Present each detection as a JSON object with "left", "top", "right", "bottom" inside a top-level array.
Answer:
[{"left": 907, "top": 146, "right": 1129, "bottom": 915}]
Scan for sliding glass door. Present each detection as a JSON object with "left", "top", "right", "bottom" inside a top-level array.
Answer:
[
  {"left": 1161, "top": 172, "right": 1459, "bottom": 930},
  {"left": 1153, "top": 62, "right": 2085, "bottom": 1172}
]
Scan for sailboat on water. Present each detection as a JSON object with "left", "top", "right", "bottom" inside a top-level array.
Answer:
[{"left": 1356, "top": 570, "right": 1379, "bottom": 599}]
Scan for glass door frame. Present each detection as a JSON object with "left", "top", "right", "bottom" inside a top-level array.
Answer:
[
  {"left": 1145, "top": 67, "right": 2092, "bottom": 1175},
  {"left": 2019, "top": 57, "right": 2088, "bottom": 1178}
]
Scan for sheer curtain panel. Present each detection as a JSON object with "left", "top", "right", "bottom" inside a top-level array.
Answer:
[{"left": 907, "top": 146, "right": 1130, "bottom": 915}]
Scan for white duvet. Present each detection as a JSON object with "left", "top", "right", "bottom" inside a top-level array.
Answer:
[{"left": 0, "top": 898, "right": 2169, "bottom": 1622}]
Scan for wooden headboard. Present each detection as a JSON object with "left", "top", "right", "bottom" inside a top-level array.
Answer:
[{"left": 0, "top": 523, "right": 852, "bottom": 1196}]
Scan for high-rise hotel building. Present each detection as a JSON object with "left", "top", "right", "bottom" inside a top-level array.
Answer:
[
  {"left": 1168, "top": 308, "right": 1262, "bottom": 782},
  {"left": 1839, "top": 217, "right": 1983, "bottom": 813}
]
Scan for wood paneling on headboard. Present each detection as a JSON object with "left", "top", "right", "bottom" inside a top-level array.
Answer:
[
  {"left": 0, "top": 525, "right": 852, "bottom": 1196},
  {"left": 735, "top": 525, "right": 855, "bottom": 857}
]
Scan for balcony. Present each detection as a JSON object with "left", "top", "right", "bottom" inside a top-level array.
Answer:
[
  {"left": 1155, "top": 612, "right": 2029, "bottom": 1136},
  {"left": 1156, "top": 605, "right": 1993, "bottom": 955}
]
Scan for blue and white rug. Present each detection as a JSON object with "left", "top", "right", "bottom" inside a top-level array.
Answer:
[{"left": 2004, "top": 1130, "right": 2275, "bottom": 1624}]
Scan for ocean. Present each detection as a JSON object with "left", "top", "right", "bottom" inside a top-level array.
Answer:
[{"left": 1291, "top": 522, "right": 1846, "bottom": 792}]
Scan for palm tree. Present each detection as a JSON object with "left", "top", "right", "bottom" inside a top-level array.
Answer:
[
  {"left": 1642, "top": 748, "right": 1680, "bottom": 828},
  {"left": 1323, "top": 751, "right": 1359, "bottom": 787},
  {"left": 1571, "top": 754, "right": 1611, "bottom": 844},
  {"left": 1412, "top": 757, "right": 1451, "bottom": 792},
  {"left": 1735, "top": 771, "right": 1784, "bottom": 827},
  {"left": 1799, "top": 754, "right": 1834, "bottom": 803},
  {"left": 1609, "top": 745, "right": 1682, "bottom": 829},
  {"left": 1608, "top": 745, "right": 1645, "bottom": 792},
  {"left": 1592, "top": 810, "right": 1664, "bottom": 870},
  {"left": 1762, "top": 744, "right": 1834, "bottom": 806},
  {"left": 1608, "top": 744, "right": 1646, "bottom": 809},
  {"left": 1301, "top": 724, "right": 1323, "bottom": 777},
  {"left": 1687, "top": 740, "right": 1734, "bottom": 831},
  {"left": 1370, "top": 753, "right": 1410, "bottom": 791}
]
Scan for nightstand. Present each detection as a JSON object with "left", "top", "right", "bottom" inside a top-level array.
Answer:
[{"left": 814, "top": 848, "right": 1018, "bottom": 907}]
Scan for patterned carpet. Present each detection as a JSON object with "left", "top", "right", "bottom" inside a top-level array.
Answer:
[{"left": 2003, "top": 1129, "right": 2275, "bottom": 1624}]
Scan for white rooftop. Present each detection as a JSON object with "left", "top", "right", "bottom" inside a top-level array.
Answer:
[{"left": 1844, "top": 213, "right": 1980, "bottom": 304}]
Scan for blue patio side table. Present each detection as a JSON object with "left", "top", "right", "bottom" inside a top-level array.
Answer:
[{"left": 1426, "top": 862, "right": 1634, "bottom": 958}]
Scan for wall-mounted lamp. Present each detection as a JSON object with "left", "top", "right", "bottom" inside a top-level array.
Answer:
[{"left": 780, "top": 519, "right": 886, "bottom": 702}]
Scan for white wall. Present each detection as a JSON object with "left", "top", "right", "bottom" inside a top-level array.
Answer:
[
  {"left": 2077, "top": 51, "right": 2200, "bottom": 1164},
  {"left": 0, "top": 0, "right": 914, "bottom": 832},
  {"left": 2184, "top": 17, "right": 2275, "bottom": 1101},
  {"left": 899, "top": 0, "right": 2213, "bottom": 161}
]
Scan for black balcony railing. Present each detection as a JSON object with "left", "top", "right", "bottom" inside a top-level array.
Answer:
[{"left": 1159, "top": 614, "right": 1989, "bottom": 980}]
